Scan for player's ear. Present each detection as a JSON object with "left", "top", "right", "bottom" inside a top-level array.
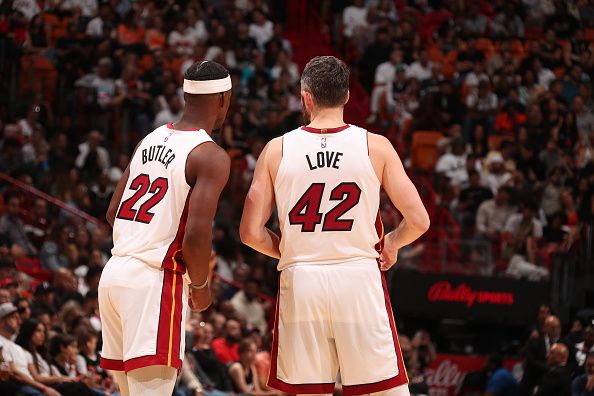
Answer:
[
  {"left": 344, "top": 90, "right": 350, "bottom": 106},
  {"left": 301, "top": 90, "right": 314, "bottom": 110}
]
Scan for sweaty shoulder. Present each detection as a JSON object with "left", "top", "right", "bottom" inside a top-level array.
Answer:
[
  {"left": 185, "top": 141, "right": 230, "bottom": 187},
  {"left": 367, "top": 132, "right": 394, "bottom": 183}
]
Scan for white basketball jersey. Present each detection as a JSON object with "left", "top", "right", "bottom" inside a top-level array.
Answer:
[
  {"left": 111, "top": 123, "right": 213, "bottom": 274},
  {"left": 275, "top": 124, "right": 382, "bottom": 270}
]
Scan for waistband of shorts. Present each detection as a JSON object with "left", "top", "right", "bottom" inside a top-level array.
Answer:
[{"left": 280, "top": 257, "right": 379, "bottom": 271}]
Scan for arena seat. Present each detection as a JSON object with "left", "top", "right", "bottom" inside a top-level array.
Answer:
[{"left": 411, "top": 131, "right": 443, "bottom": 171}]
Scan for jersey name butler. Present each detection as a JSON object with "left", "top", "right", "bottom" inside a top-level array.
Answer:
[{"left": 141, "top": 144, "right": 176, "bottom": 169}]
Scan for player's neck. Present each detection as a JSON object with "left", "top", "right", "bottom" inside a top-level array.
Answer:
[
  {"left": 174, "top": 114, "right": 216, "bottom": 135},
  {"left": 307, "top": 107, "right": 346, "bottom": 129}
]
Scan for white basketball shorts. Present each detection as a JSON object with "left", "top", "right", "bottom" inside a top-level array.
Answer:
[
  {"left": 268, "top": 259, "right": 409, "bottom": 395},
  {"left": 98, "top": 255, "right": 189, "bottom": 373}
]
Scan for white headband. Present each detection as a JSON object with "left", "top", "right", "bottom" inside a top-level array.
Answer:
[{"left": 183, "top": 76, "right": 232, "bottom": 94}]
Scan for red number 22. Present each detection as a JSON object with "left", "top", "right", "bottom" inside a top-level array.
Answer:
[{"left": 116, "top": 174, "right": 168, "bottom": 224}]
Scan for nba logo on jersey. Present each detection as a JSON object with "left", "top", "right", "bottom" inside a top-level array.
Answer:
[{"left": 321, "top": 137, "right": 327, "bottom": 148}]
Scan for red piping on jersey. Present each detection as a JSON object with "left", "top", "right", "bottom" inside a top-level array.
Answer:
[
  {"left": 167, "top": 123, "right": 200, "bottom": 132},
  {"left": 301, "top": 125, "right": 350, "bottom": 134}
]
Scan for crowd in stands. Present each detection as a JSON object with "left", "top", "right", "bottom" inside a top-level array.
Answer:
[{"left": 0, "top": 0, "right": 593, "bottom": 395}]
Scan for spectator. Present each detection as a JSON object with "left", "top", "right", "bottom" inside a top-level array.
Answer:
[
  {"left": 484, "top": 353, "right": 519, "bottom": 396},
  {"left": 249, "top": 8, "right": 273, "bottom": 50},
  {"left": 454, "top": 169, "right": 493, "bottom": 230},
  {"left": 230, "top": 279, "right": 267, "bottom": 334},
  {"left": 406, "top": 49, "right": 433, "bottom": 83},
  {"left": 482, "top": 153, "right": 513, "bottom": 195},
  {"left": 75, "top": 130, "right": 111, "bottom": 179},
  {"left": 86, "top": 3, "right": 113, "bottom": 38},
  {"left": 521, "top": 315, "right": 563, "bottom": 395},
  {"left": 228, "top": 338, "right": 276, "bottom": 395},
  {"left": 211, "top": 319, "right": 241, "bottom": 365},
  {"left": 192, "top": 321, "right": 233, "bottom": 391},
  {"left": 0, "top": 302, "right": 61, "bottom": 396},
  {"left": 503, "top": 201, "right": 548, "bottom": 281},
  {"left": 154, "top": 95, "right": 183, "bottom": 129},
  {"left": 572, "top": 352, "right": 594, "bottom": 396},
  {"left": 435, "top": 138, "right": 468, "bottom": 188},
  {"left": 576, "top": 326, "right": 594, "bottom": 370},
  {"left": 0, "top": 195, "right": 37, "bottom": 256},
  {"left": 574, "top": 95, "right": 594, "bottom": 144},
  {"left": 342, "top": 0, "right": 369, "bottom": 39},
  {"left": 534, "top": 343, "right": 572, "bottom": 396},
  {"left": 15, "top": 319, "right": 94, "bottom": 395},
  {"left": 476, "top": 188, "right": 516, "bottom": 242}
]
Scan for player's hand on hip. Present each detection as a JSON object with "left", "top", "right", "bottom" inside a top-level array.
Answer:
[
  {"left": 379, "top": 247, "right": 398, "bottom": 271},
  {"left": 189, "top": 285, "right": 212, "bottom": 312}
]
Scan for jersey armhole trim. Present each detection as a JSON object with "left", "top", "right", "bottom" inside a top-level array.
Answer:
[{"left": 184, "top": 140, "right": 217, "bottom": 188}]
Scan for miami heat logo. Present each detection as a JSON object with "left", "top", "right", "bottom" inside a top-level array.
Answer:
[{"left": 321, "top": 137, "right": 327, "bottom": 148}]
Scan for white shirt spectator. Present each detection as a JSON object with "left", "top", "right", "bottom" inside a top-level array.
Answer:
[
  {"left": 153, "top": 108, "right": 182, "bottom": 129},
  {"left": 476, "top": 199, "right": 516, "bottom": 235},
  {"left": 374, "top": 61, "right": 397, "bottom": 85},
  {"left": 464, "top": 72, "right": 489, "bottom": 92},
  {"left": 435, "top": 152, "right": 468, "bottom": 186},
  {"left": 188, "top": 20, "right": 208, "bottom": 44},
  {"left": 168, "top": 29, "right": 197, "bottom": 57},
  {"left": 342, "top": 4, "right": 368, "bottom": 38},
  {"left": 505, "top": 213, "right": 543, "bottom": 237},
  {"left": 0, "top": 334, "right": 33, "bottom": 380},
  {"left": 271, "top": 62, "right": 300, "bottom": 85},
  {"left": 62, "top": 0, "right": 97, "bottom": 18},
  {"left": 466, "top": 91, "right": 498, "bottom": 112},
  {"left": 248, "top": 20, "right": 273, "bottom": 50},
  {"left": 12, "top": 0, "right": 40, "bottom": 20},
  {"left": 537, "top": 67, "right": 556, "bottom": 90},
  {"left": 230, "top": 290, "right": 267, "bottom": 334},
  {"left": 406, "top": 61, "right": 433, "bottom": 82},
  {"left": 482, "top": 172, "right": 512, "bottom": 194},
  {"left": 86, "top": 17, "right": 106, "bottom": 37},
  {"left": 75, "top": 142, "right": 111, "bottom": 171},
  {"left": 575, "top": 342, "right": 594, "bottom": 367}
]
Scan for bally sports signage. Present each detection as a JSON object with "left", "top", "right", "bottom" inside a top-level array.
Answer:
[{"left": 390, "top": 271, "right": 549, "bottom": 322}]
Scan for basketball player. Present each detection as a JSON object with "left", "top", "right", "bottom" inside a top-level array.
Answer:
[
  {"left": 98, "top": 61, "right": 232, "bottom": 396},
  {"left": 239, "top": 56, "right": 430, "bottom": 396}
]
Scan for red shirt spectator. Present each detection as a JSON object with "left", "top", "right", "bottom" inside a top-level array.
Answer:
[{"left": 211, "top": 319, "right": 241, "bottom": 364}]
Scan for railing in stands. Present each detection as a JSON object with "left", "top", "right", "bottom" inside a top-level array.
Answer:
[{"left": 0, "top": 172, "right": 102, "bottom": 225}]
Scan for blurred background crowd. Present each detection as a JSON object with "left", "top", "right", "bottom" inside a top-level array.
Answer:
[{"left": 0, "top": 0, "right": 594, "bottom": 395}]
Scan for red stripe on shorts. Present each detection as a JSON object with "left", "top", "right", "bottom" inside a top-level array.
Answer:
[
  {"left": 267, "top": 278, "right": 336, "bottom": 394},
  {"left": 341, "top": 271, "right": 408, "bottom": 395}
]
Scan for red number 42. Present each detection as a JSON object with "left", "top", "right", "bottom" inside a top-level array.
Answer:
[
  {"left": 116, "top": 174, "right": 168, "bottom": 224},
  {"left": 288, "top": 182, "right": 361, "bottom": 232}
]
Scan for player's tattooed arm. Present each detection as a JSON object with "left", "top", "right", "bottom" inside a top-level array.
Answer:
[{"left": 239, "top": 137, "right": 282, "bottom": 259}]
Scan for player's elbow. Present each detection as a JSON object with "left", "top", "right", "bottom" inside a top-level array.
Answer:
[
  {"left": 410, "top": 210, "right": 431, "bottom": 234},
  {"left": 239, "top": 222, "right": 256, "bottom": 246}
]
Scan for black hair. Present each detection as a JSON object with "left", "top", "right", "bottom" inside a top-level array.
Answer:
[
  {"left": 301, "top": 56, "right": 350, "bottom": 108},
  {"left": 15, "top": 319, "right": 46, "bottom": 372},
  {"left": 49, "top": 333, "right": 76, "bottom": 358},
  {"left": 487, "top": 353, "right": 503, "bottom": 368},
  {"left": 184, "top": 61, "right": 229, "bottom": 82}
]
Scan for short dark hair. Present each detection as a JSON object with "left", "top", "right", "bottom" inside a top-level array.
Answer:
[
  {"left": 184, "top": 60, "right": 229, "bottom": 82},
  {"left": 301, "top": 56, "right": 349, "bottom": 108}
]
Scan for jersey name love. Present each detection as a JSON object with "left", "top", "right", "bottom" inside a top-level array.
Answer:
[
  {"left": 141, "top": 145, "right": 176, "bottom": 169},
  {"left": 306, "top": 151, "right": 344, "bottom": 170}
]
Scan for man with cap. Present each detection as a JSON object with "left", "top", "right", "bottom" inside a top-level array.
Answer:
[
  {"left": 98, "top": 60, "right": 232, "bottom": 396},
  {"left": 0, "top": 302, "right": 60, "bottom": 396}
]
